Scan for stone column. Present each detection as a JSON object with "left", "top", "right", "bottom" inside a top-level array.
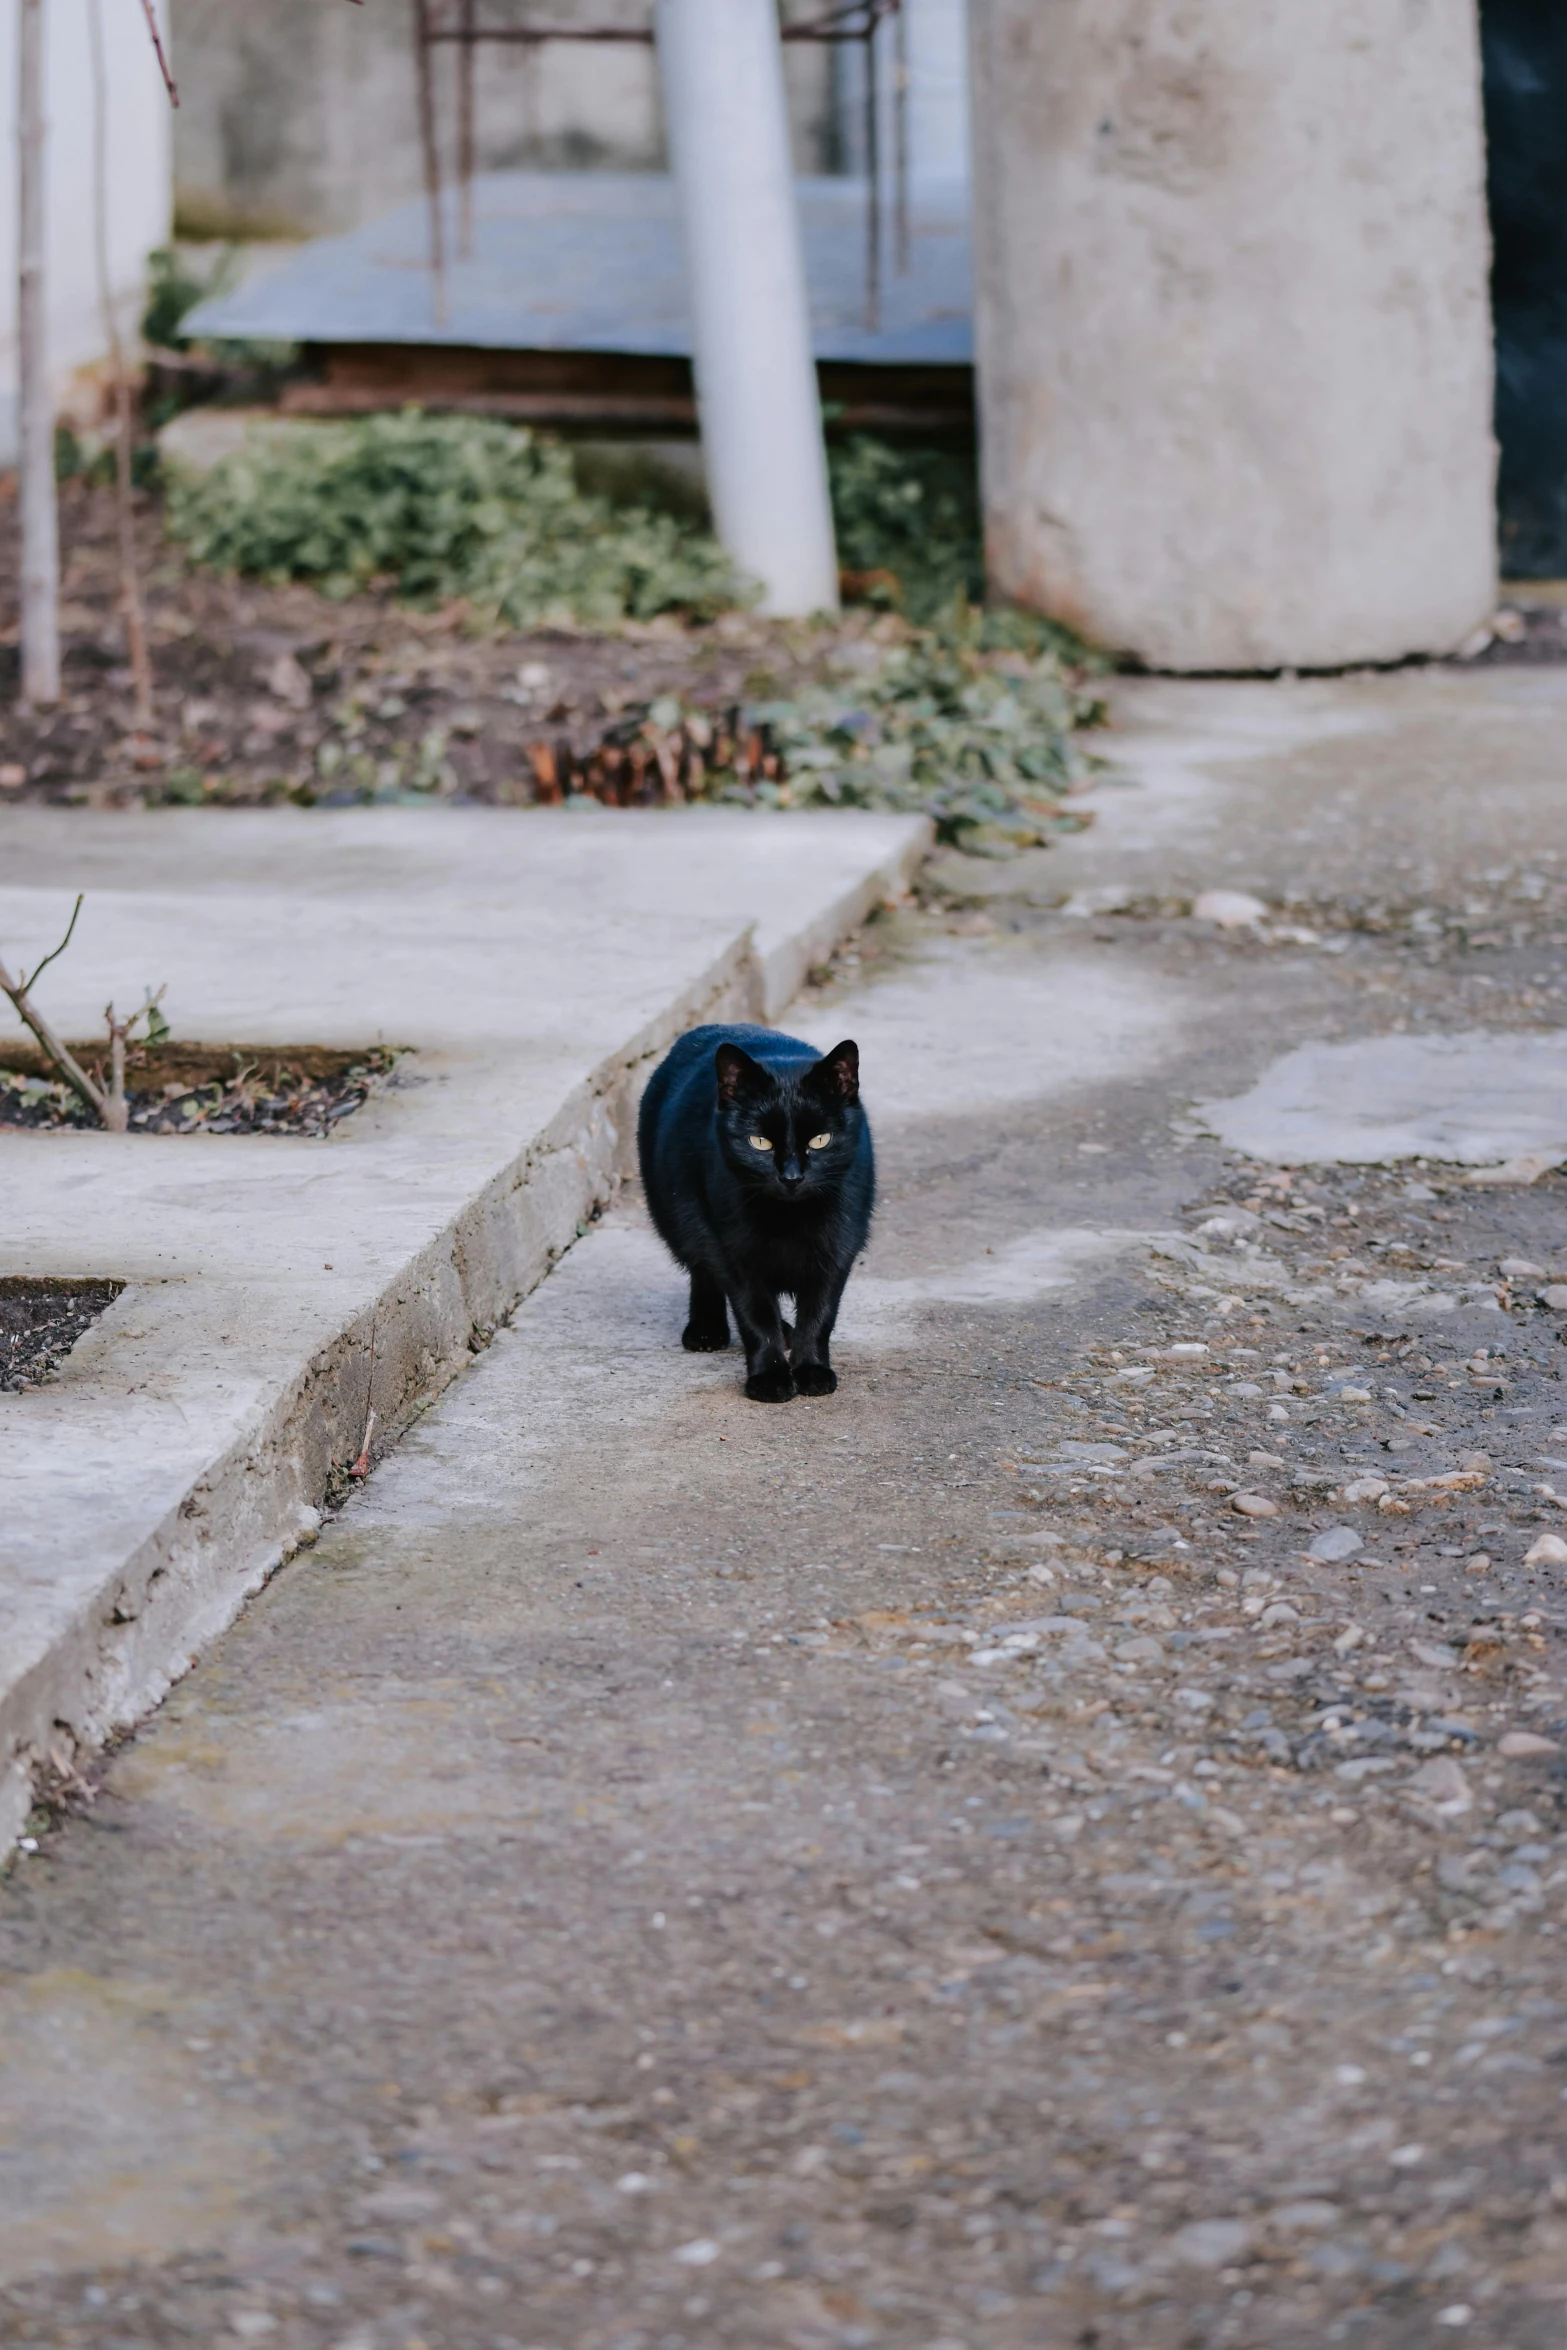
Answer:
[{"left": 968, "top": 1, "right": 1497, "bottom": 671}]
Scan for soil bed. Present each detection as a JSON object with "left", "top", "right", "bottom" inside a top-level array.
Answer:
[
  {"left": 0, "top": 481, "right": 1100, "bottom": 852},
  {"left": 0, "top": 1277, "right": 124, "bottom": 1391},
  {"left": 0, "top": 481, "right": 867, "bottom": 811},
  {"left": 0, "top": 1041, "right": 400, "bottom": 1136}
]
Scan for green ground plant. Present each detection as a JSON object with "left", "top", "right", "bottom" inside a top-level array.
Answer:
[
  {"left": 731, "top": 606, "right": 1107, "bottom": 852},
  {"left": 160, "top": 411, "right": 1106, "bottom": 844},
  {"left": 165, "top": 410, "right": 740, "bottom": 627},
  {"left": 826, "top": 433, "right": 983, "bottom": 622}
]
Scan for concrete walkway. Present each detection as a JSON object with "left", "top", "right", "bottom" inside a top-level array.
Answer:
[
  {"left": 0, "top": 808, "right": 927, "bottom": 1845},
  {"left": 3, "top": 668, "right": 1567, "bottom": 2348}
]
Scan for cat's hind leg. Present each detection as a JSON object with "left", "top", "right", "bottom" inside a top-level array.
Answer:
[{"left": 682, "top": 1267, "right": 731, "bottom": 1352}]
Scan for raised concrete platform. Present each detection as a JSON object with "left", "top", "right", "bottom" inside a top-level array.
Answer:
[{"left": 0, "top": 807, "right": 929, "bottom": 1846}]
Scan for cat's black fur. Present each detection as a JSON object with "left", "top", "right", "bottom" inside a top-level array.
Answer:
[{"left": 638, "top": 1023, "right": 874, "bottom": 1402}]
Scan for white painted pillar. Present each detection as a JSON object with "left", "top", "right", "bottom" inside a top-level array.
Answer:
[
  {"left": 654, "top": 0, "right": 839, "bottom": 617},
  {"left": 968, "top": 0, "right": 1497, "bottom": 671}
]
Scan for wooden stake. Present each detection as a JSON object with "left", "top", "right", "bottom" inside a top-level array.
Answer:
[
  {"left": 88, "top": 0, "right": 155, "bottom": 733},
  {"left": 17, "top": 0, "right": 60, "bottom": 710}
]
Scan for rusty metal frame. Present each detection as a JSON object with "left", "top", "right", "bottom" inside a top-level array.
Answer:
[{"left": 412, "top": 0, "right": 906, "bottom": 330}]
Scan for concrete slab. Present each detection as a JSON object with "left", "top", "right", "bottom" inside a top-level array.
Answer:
[
  {"left": 0, "top": 806, "right": 929, "bottom": 1846},
  {"left": 928, "top": 664, "right": 1567, "bottom": 912},
  {"left": 7, "top": 667, "right": 1567, "bottom": 2344},
  {"left": 1199, "top": 1029, "right": 1567, "bottom": 1169}
]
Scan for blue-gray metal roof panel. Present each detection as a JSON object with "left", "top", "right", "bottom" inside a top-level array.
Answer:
[{"left": 183, "top": 171, "right": 972, "bottom": 365}]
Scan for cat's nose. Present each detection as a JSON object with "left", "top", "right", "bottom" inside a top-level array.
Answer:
[{"left": 779, "top": 1162, "right": 805, "bottom": 1191}]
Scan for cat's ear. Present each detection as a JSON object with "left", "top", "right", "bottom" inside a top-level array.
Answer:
[
  {"left": 810, "top": 1039, "right": 860, "bottom": 1104},
  {"left": 715, "top": 1041, "right": 769, "bottom": 1102}
]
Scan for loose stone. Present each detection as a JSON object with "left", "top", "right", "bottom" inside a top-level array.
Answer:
[
  {"left": 1170, "top": 2217, "right": 1254, "bottom": 2267},
  {"left": 1403, "top": 1756, "right": 1473, "bottom": 1815},
  {"left": 1191, "top": 890, "right": 1269, "bottom": 930},
  {"left": 1524, "top": 1535, "right": 1567, "bottom": 1567},
  {"left": 1498, "top": 1730, "right": 1560, "bottom": 1759},
  {"left": 1309, "top": 1526, "right": 1363, "bottom": 1563}
]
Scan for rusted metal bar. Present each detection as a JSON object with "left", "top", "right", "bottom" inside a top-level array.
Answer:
[
  {"left": 412, "top": 0, "right": 448, "bottom": 322},
  {"left": 424, "top": 23, "right": 654, "bottom": 41},
  {"left": 420, "top": 2, "right": 903, "bottom": 46},
  {"left": 457, "top": 0, "right": 477, "bottom": 255},
  {"left": 863, "top": 0, "right": 880, "bottom": 332},
  {"left": 893, "top": 0, "right": 908, "bottom": 272}
]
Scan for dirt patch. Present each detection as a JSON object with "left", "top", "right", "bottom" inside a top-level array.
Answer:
[
  {"left": 0, "top": 481, "right": 1099, "bottom": 854},
  {"left": 0, "top": 479, "right": 839, "bottom": 812},
  {"left": 0, "top": 1041, "right": 402, "bottom": 1136},
  {"left": 0, "top": 1278, "right": 125, "bottom": 1392}
]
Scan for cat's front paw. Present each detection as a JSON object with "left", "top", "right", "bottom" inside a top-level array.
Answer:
[
  {"left": 744, "top": 1363, "right": 797, "bottom": 1404},
  {"left": 682, "top": 1321, "right": 730, "bottom": 1352},
  {"left": 793, "top": 1361, "right": 837, "bottom": 1397}
]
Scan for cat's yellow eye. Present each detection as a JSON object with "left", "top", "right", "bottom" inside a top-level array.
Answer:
[
  {"left": 807, "top": 1132, "right": 832, "bottom": 1150},
  {"left": 748, "top": 1134, "right": 774, "bottom": 1151}
]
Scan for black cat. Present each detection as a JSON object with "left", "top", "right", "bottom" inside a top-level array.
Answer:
[{"left": 638, "top": 1023, "right": 874, "bottom": 1402}]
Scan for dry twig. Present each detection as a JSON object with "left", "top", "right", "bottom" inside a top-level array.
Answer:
[
  {"left": 349, "top": 1312, "right": 379, "bottom": 1478},
  {"left": 0, "top": 898, "right": 110, "bottom": 1123},
  {"left": 1, "top": 899, "right": 166, "bottom": 1133}
]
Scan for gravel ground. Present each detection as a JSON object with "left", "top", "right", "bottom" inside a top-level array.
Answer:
[{"left": 2, "top": 669, "right": 1567, "bottom": 2350}]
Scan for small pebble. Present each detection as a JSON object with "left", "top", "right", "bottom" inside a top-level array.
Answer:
[
  {"left": 1232, "top": 1492, "right": 1279, "bottom": 1519},
  {"left": 1308, "top": 1526, "right": 1363, "bottom": 1563},
  {"left": 1191, "top": 890, "right": 1269, "bottom": 929},
  {"left": 1269, "top": 2200, "right": 1342, "bottom": 2234},
  {"left": 1523, "top": 1534, "right": 1567, "bottom": 1568},
  {"left": 1404, "top": 1756, "right": 1472, "bottom": 1814},
  {"left": 1498, "top": 1730, "right": 1559, "bottom": 1759},
  {"left": 1541, "top": 1286, "right": 1567, "bottom": 1312},
  {"left": 1170, "top": 2217, "right": 1253, "bottom": 2267},
  {"left": 1500, "top": 1257, "right": 1544, "bottom": 1279}
]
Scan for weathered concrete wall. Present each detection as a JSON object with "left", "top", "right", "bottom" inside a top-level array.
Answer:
[
  {"left": 968, "top": 1, "right": 1497, "bottom": 671},
  {"left": 169, "top": 0, "right": 835, "bottom": 239}
]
